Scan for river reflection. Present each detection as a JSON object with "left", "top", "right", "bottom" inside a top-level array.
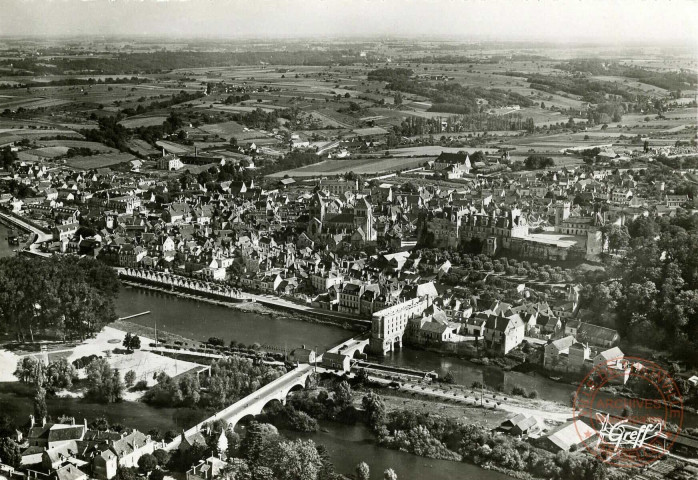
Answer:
[{"left": 280, "top": 422, "right": 513, "bottom": 480}]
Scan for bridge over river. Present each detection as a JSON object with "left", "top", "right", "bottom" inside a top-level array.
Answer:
[
  {"left": 162, "top": 335, "right": 371, "bottom": 451},
  {"left": 164, "top": 364, "right": 315, "bottom": 450}
]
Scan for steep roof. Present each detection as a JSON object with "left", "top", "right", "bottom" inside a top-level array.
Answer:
[
  {"left": 548, "top": 335, "right": 575, "bottom": 351},
  {"left": 55, "top": 464, "right": 86, "bottom": 480},
  {"left": 110, "top": 431, "right": 149, "bottom": 458}
]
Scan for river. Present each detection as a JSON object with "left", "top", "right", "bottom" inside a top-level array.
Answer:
[
  {"left": 115, "top": 285, "right": 351, "bottom": 353},
  {"left": 282, "top": 422, "right": 512, "bottom": 480},
  {"left": 115, "top": 286, "right": 698, "bottom": 429}
]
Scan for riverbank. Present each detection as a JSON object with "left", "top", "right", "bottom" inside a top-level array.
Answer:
[{"left": 120, "top": 280, "right": 368, "bottom": 333}]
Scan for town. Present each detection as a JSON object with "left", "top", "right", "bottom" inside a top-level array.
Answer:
[{"left": 1, "top": 2, "right": 698, "bottom": 480}]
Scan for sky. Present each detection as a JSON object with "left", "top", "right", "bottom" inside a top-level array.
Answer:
[{"left": 0, "top": 0, "right": 696, "bottom": 45}]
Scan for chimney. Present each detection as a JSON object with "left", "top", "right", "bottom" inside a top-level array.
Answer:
[
  {"left": 29, "top": 414, "right": 35, "bottom": 429},
  {"left": 42, "top": 417, "right": 46, "bottom": 427},
  {"left": 84, "top": 418, "right": 87, "bottom": 430}
]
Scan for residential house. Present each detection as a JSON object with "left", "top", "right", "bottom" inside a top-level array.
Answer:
[{"left": 484, "top": 313, "right": 525, "bottom": 355}]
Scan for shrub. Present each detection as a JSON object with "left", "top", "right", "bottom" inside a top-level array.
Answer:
[
  {"left": 124, "top": 370, "right": 136, "bottom": 387},
  {"left": 133, "top": 380, "right": 148, "bottom": 391},
  {"left": 72, "top": 354, "right": 101, "bottom": 369},
  {"left": 512, "top": 386, "right": 527, "bottom": 396}
]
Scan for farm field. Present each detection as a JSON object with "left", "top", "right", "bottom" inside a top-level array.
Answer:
[
  {"left": 40, "top": 140, "right": 120, "bottom": 152},
  {"left": 155, "top": 140, "right": 192, "bottom": 155},
  {"left": 390, "top": 146, "right": 499, "bottom": 157},
  {"left": 65, "top": 152, "right": 135, "bottom": 169},
  {"left": 119, "top": 116, "right": 168, "bottom": 128},
  {"left": 26, "top": 146, "right": 70, "bottom": 158},
  {"left": 127, "top": 139, "right": 159, "bottom": 156},
  {"left": 198, "top": 120, "right": 246, "bottom": 138},
  {"left": 202, "top": 103, "right": 277, "bottom": 113},
  {"left": 0, "top": 96, "right": 74, "bottom": 110},
  {"left": 267, "top": 156, "right": 427, "bottom": 178}
]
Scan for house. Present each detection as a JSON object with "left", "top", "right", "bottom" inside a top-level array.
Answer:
[
  {"left": 497, "top": 414, "right": 546, "bottom": 438},
  {"left": 593, "top": 347, "right": 630, "bottom": 384},
  {"left": 537, "top": 419, "right": 597, "bottom": 452},
  {"left": 665, "top": 194, "right": 688, "bottom": 208},
  {"left": 27, "top": 417, "right": 86, "bottom": 449},
  {"left": 543, "top": 336, "right": 575, "bottom": 369},
  {"left": 178, "top": 431, "right": 207, "bottom": 453},
  {"left": 289, "top": 348, "right": 316, "bottom": 364},
  {"left": 52, "top": 222, "right": 80, "bottom": 242},
  {"left": 576, "top": 322, "right": 620, "bottom": 348},
  {"left": 465, "top": 315, "right": 487, "bottom": 337},
  {"left": 538, "top": 314, "right": 562, "bottom": 335},
  {"left": 484, "top": 313, "right": 525, "bottom": 355},
  {"left": 42, "top": 441, "right": 79, "bottom": 471},
  {"left": 321, "top": 352, "right": 351, "bottom": 372},
  {"left": 592, "top": 346, "right": 624, "bottom": 366},
  {"left": 93, "top": 431, "right": 155, "bottom": 479},
  {"left": 187, "top": 456, "right": 229, "bottom": 480},
  {"left": 55, "top": 464, "right": 88, "bottom": 480}
]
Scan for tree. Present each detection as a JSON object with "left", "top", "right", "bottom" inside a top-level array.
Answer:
[
  {"left": 602, "top": 225, "right": 630, "bottom": 253},
  {"left": 0, "top": 414, "right": 16, "bottom": 438},
  {"left": 33, "top": 386, "right": 47, "bottom": 420},
  {"left": 393, "top": 92, "right": 403, "bottom": 106},
  {"left": 356, "top": 462, "right": 370, "bottom": 480},
  {"left": 262, "top": 439, "right": 323, "bottom": 480},
  {"left": 239, "top": 422, "right": 281, "bottom": 465},
  {"left": 86, "top": 358, "right": 123, "bottom": 403},
  {"left": 123, "top": 333, "right": 141, "bottom": 352},
  {"left": 152, "top": 449, "right": 170, "bottom": 466},
  {"left": 384, "top": 468, "right": 398, "bottom": 480},
  {"left": 149, "top": 470, "right": 165, "bottom": 480},
  {"left": 524, "top": 155, "right": 554, "bottom": 170},
  {"left": 115, "top": 467, "right": 138, "bottom": 480},
  {"left": 0, "top": 438, "right": 22, "bottom": 468},
  {"left": 1, "top": 146, "right": 18, "bottom": 171},
  {"left": 362, "top": 392, "right": 386, "bottom": 432},
  {"left": 124, "top": 370, "right": 136, "bottom": 387},
  {"left": 0, "top": 256, "right": 118, "bottom": 342},
  {"left": 138, "top": 453, "right": 158, "bottom": 473},
  {"left": 332, "top": 381, "right": 353, "bottom": 412},
  {"left": 89, "top": 417, "right": 110, "bottom": 431},
  {"left": 14, "top": 356, "right": 40, "bottom": 383},
  {"left": 46, "top": 358, "right": 77, "bottom": 389}
]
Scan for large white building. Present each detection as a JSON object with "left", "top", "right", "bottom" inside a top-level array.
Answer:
[{"left": 158, "top": 153, "right": 184, "bottom": 171}]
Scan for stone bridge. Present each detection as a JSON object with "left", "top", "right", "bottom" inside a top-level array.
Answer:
[
  {"left": 164, "top": 364, "right": 314, "bottom": 450},
  {"left": 324, "top": 336, "right": 369, "bottom": 359}
]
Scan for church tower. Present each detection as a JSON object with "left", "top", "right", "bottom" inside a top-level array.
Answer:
[{"left": 354, "top": 198, "right": 375, "bottom": 240}]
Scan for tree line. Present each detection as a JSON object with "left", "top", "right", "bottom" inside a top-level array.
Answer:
[
  {"left": 0, "top": 256, "right": 119, "bottom": 342},
  {"left": 580, "top": 211, "right": 698, "bottom": 363}
]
